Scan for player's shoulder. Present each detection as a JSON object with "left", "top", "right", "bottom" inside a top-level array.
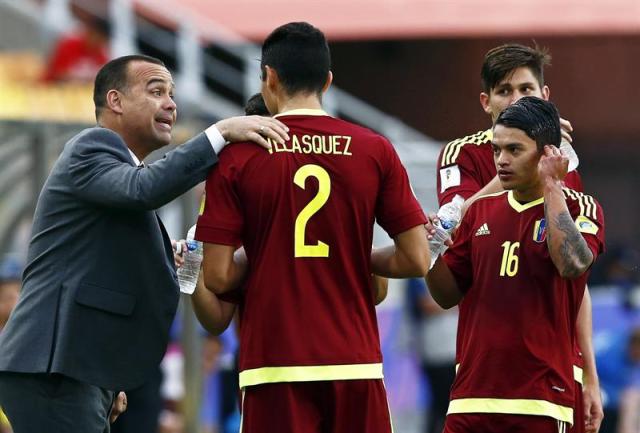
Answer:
[
  {"left": 465, "top": 190, "right": 508, "bottom": 214},
  {"left": 562, "top": 187, "right": 602, "bottom": 221},
  {"left": 440, "top": 129, "right": 492, "bottom": 167},
  {"left": 330, "top": 116, "right": 390, "bottom": 143}
]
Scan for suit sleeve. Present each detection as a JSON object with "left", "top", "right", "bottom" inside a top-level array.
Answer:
[{"left": 67, "top": 128, "right": 217, "bottom": 210}]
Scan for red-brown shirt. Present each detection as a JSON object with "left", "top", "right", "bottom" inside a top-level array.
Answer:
[
  {"left": 437, "top": 129, "right": 584, "bottom": 206},
  {"left": 196, "top": 109, "right": 426, "bottom": 388},
  {"left": 443, "top": 189, "right": 605, "bottom": 422}
]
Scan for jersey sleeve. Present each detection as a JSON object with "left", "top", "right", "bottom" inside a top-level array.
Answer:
[
  {"left": 437, "top": 144, "right": 484, "bottom": 206},
  {"left": 375, "top": 138, "right": 427, "bottom": 237},
  {"left": 195, "top": 150, "right": 244, "bottom": 246},
  {"left": 441, "top": 208, "right": 474, "bottom": 294},
  {"left": 564, "top": 189, "right": 606, "bottom": 261}
]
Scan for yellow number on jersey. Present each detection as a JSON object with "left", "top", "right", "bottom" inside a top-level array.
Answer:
[
  {"left": 499, "top": 241, "right": 520, "bottom": 277},
  {"left": 294, "top": 164, "right": 331, "bottom": 258}
]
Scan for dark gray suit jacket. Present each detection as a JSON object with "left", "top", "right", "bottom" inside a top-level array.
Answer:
[{"left": 0, "top": 127, "right": 217, "bottom": 390}]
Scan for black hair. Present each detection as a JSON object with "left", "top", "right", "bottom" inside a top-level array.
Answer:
[
  {"left": 495, "top": 96, "right": 561, "bottom": 150},
  {"left": 481, "top": 43, "right": 551, "bottom": 93},
  {"left": 93, "top": 54, "right": 165, "bottom": 120},
  {"left": 244, "top": 93, "right": 270, "bottom": 116},
  {"left": 260, "top": 22, "right": 330, "bottom": 96}
]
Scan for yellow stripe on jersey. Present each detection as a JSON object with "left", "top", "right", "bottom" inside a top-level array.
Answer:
[
  {"left": 447, "top": 398, "right": 573, "bottom": 424},
  {"left": 239, "top": 363, "right": 384, "bottom": 388},
  {"left": 562, "top": 188, "right": 598, "bottom": 220},
  {"left": 441, "top": 129, "right": 493, "bottom": 166},
  {"left": 507, "top": 190, "right": 544, "bottom": 213},
  {"left": 574, "top": 365, "right": 583, "bottom": 385},
  {"left": 0, "top": 408, "right": 9, "bottom": 427}
]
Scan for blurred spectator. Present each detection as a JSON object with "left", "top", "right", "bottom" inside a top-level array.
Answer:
[
  {"left": 597, "top": 326, "right": 640, "bottom": 433},
  {"left": 42, "top": 6, "right": 109, "bottom": 82},
  {"left": 406, "top": 278, "right": 457, "bottom": 433}
]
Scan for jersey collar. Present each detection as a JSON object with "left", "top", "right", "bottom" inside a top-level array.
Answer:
[
  {"left": 274, "top": 109, "right": 328, "bottom": 118},
  {"left": 507, "top": 190, "right": 544, "bottom": 213}
]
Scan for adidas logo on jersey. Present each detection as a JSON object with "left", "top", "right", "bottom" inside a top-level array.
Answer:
[{"left": 475, "top": 223, "right": 490, "bottom": 236}]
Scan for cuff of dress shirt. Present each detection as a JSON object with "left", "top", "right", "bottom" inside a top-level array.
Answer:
[{"left": 204, "top": 125, "right": 226, "bottom": 154}]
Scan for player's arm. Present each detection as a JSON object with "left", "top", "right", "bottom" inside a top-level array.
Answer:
[
  {"left": 371, "top": 225, "right": 430, "bottom": 279},
  {"left": 577, "top": 288, "right": 604, "bottom": 433},
  {"left": 461, "top": 175, "right": 503, "bottom": 216},
  {"left": 371, "top": 274, "right": 389, "bottom": 305},
  {"left": 540, "top": 146, "right": 593, "bottom": 278},
  {"left": 191, "top": 271, "right": 236, "bottom": 335},
  {"left": 202, "top": 244, "right": 248, "bottom": 295},
  {"left": 425, "top": 256, "right": 463, "bottom": 309}
]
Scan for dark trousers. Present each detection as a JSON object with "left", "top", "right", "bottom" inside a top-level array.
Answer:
[
  {"left": 423, "top": 362, "right": 456, "bottom": 433},
  {"left": 111, "top": 368, "right": 163, "bottom": 433},
  {"left": 0, "top": 372, "right": 114, "bottom": 433}
]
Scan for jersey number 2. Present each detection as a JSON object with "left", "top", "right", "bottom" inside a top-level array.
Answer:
[
  {"left": 499, "top": 241, "right": 520, "bottom": 277},
  {"left": 294, "top": 164, "right": 331, "bottom": 258}
]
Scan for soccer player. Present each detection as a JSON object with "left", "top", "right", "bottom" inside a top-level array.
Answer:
[
  {"left": 194, "top": 22, "right": 429, "bottom": 433},
  {"left": 427, "top": 96, "right": 605, "bottom": 433},
  {"left": 436, "top": 43, "right": 601, "bottom": 433}
]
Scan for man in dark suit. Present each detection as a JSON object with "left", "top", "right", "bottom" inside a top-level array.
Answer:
[{"left": 0, "top": 54, "right": 288, "bottom": 433}]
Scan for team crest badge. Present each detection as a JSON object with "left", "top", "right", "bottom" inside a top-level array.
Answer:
[{"left": 533, "top": 218, "right": 547, "bottom": 243}]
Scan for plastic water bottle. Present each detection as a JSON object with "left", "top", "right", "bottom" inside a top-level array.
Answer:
[
  {"left": 429, "top": 195, "right": 464, "bottom": 268},
  {"left": 177, "top": 224, "right": 202, "bottom": 294},
  {"left": 559, "top": 138, "right": 579, "bottom": 172}
]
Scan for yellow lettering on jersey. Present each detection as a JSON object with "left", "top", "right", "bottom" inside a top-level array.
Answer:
[
  {"left": 270, "top": 134, "right": 353, "bottom": 156},
  {"left": 266, "top": 137, "right": 274, "bottom": 154},
  {"left": 302, "top": 134, "right": 313, "bottom": 154},
  {"left": 343, "top": 136, "right": 352, "bottom": 155},
  {"left": 291, "top": 135, "right": 302, "bottom": 153}
]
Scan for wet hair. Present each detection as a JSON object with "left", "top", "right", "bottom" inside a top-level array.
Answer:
[
  {"left": 495, "top": 96, "right": 561, "bottom": 151},
  {"left": 244, "top": 93, "right": 270, "bottom": 116},
  {"left": 93, "top": 54, "right": 166, "bottom": 120},
  {"left": 261, "top": 22, "right": 330, "bottom": 96},
  {"left": 481, "top": 43, "right": 551, "bottom": 93}
]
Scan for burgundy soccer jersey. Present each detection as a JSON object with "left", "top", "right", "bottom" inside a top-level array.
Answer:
[
  {"left": 442, "top": 189, "right": 605, "bottom": 423},
  {"left": 437, "top": 129, "right": 583, "bottom": 206},
  {"left": 196, "top": 109, "right": 426, "bottom": 388}
]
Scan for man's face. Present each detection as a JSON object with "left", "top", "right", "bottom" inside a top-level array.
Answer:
[
  {"left": 491, "top": 124, "right": 542, "bottom": 192},
  {"left": 119, "top": 61, "right": 177, "bottom": 150},
  {"left": 481, "top": 67, "right": 550, "bottom": 123}
]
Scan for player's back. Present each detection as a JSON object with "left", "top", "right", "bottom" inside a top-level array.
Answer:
[{"left": 198, "top": 109, "right": 424, "bottom": 386}]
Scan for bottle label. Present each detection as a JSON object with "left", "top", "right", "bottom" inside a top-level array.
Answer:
[
  {"left": 440, "top": 219, "right": 456, "bottom": 230},
  {"left": 186, "top": 240, "right": 199, "bottom": 252}
]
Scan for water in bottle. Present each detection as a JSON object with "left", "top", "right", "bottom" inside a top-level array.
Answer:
[
  {"left": 429, "top": 195, "right": 464, "bottom": 268},
  {"left": 559, "top": 138, "right": 579, "bottom": 172},
  {"left": 177, "top": 224, "right": 203, "bottom": 294}
]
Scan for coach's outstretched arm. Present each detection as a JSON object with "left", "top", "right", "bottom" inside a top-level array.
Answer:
[{"left": 539, "top": 146, "right": 593, "bottom": 279}]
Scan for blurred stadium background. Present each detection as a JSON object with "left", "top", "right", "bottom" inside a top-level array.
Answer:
[{"left": 0, "top": 0, "right": 638, "bottom": 432}]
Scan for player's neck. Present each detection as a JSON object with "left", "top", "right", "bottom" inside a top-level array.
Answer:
[
  {"left": 276, "top": 94, "right": 323, "bottom": 114},
  {"left": 512, "top": 184, "right": 544, "bottom": 203}
]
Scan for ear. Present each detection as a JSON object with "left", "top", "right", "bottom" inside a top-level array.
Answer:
[
  {"left": 321, "top": 71, "right": 333, "bottom": 94},
  {"left": 265, "top": 66, "right": 279, "bottom": 91},
  {"left": 541, "top": 85, "right": 550, "bottom": 101},
  {"left": 106, "top": 89, "right": 124, "bottom": 115},
  {"left": 479, "top": 92, "right": 492, "bottom": 115}
]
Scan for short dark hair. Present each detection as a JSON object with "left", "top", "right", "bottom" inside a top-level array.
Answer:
[
  {"left": 495, "top": 96, "right": 561, "bottom": 151},
  {"left": 260, "top": 22, "right": 330, "bottom": 96},
  {"left": 481, "top": 43, "right": 551, "bottom": 93},
  {"left": 93, "top": 54, "right": 166, "bottom": 120},
  {"left": 244, "top": 93, "right": 270, "bottom": 116}
]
